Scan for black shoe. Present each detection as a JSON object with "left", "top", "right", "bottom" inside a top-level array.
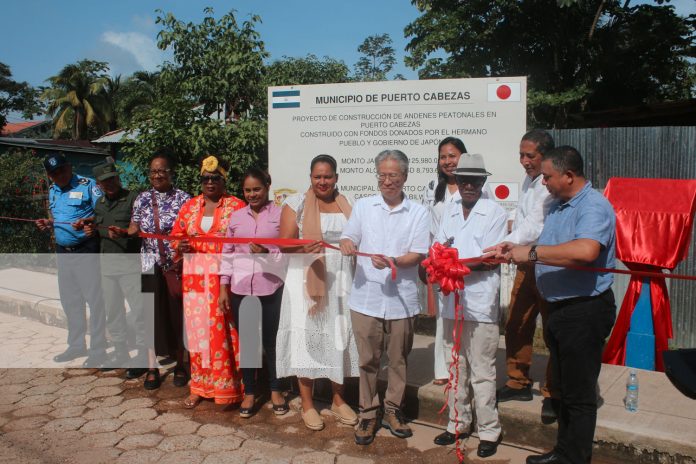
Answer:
[
  {"left": 434, "top": 431, "right": 457, "bottom": 446},
  {"left": 126, "top": 367, "right": 148, "bottom": 379},
  {"left": 497, "top": 385, "right": 533, "bottom": 402},
  {"left": 477, "top": 434, "right": 502, "bottom": 458},
  {"left": 172, "top": 366, "right": 189, "bottom": 387},
  {"left": 53, "top": 347, "right": 87, "bottom": 363},
  {"left": 526, "top": 450, "right": 566, "bottom": 464},
  {"left": 541, "top": 398, "right": 558, "bottom": 424},
  {"left": 143, "top": 370, "right": 161, "bottom": 390},
  {"left": 82, "top": 353, "right": 107, "bottom": 368},
  {"left": 100, "top": 349, "right": 132, "bottom": 370}
]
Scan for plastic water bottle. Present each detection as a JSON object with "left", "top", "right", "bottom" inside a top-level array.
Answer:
[{"left": 625, "top": 370, "right": 639, "bottom": 412}]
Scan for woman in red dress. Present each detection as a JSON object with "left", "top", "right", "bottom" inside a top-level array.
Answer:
[{"left": 171, "top": 155, "right": 246, "bottom": 407}]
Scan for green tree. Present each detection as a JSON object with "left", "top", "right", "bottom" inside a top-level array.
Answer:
[
  {"left": 0, "top": 148, "right": 52, "bottom": 253},
  {"left": 354, "top": 33, "right": 398, "bottom": 81},
  {"left": 265, "top": 54, "right": 350, "bottom": 87},
  {"left": 116, "top": 71, "right": 159, "bottom": 126},
  {"left": 405, "top": 0, "right": 695, "bottom": 127},
  {"left": 0, "top": 63, "right": 42, "bottom": 129},
  {"left": 156, "top": 7, "right": 268, "bottom": 122},
  {"left": 41, "top": 60, "right": 112, "bottom": 139},
  {"left": 123, "top": 8, "right": 268, "bottom": 195}
]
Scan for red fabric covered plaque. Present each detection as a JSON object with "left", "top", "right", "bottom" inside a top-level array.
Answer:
[{"left": 602, "top": 178, "right": 696, "bottom": 371}]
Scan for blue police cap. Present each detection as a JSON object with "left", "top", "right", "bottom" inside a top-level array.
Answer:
[{"left": 43, "top": 152, "right": 68, "bottom": 173}]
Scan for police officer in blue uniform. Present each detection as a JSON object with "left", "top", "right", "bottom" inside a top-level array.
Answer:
[{"left": 36, "top": 152, "right": 108, "bottom": 367}]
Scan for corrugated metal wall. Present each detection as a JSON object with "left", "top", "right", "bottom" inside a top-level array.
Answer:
[{"left": 549, "top": 127, "right": 696, "bottom": 348}]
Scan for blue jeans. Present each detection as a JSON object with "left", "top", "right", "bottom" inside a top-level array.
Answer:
[{"left": 231, "top": 286, "right": 284, "bottom": 395}]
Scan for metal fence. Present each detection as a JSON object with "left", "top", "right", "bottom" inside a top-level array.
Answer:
[{"left": 549, "top": 126, "right": 696, "bottom": 348}]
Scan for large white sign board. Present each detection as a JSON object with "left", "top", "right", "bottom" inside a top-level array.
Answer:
[{"left": 268, "top": 77, "right": 526, "bottom": 210}]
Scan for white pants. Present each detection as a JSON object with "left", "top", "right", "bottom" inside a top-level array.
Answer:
[
  {"left": 442, "top": 319, "right": 501, "bottom": 442},
  {"left": 434, "top": 292, "right": 448, "bottom": 379}
]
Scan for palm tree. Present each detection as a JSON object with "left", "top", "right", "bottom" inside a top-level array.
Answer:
[
  {"left": 102, "top": 74, "right": 121, "bottom": 132},
  {"left": 42, "top": 60, "right": 111, "bottom": 140},
  {"left": 117, "top": 71, "right": 159, "bottom": 125}
]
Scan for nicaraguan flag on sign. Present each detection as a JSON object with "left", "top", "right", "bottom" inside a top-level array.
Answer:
[
  {"left": 487, "top": 83, "right": 521, "bottom": 102},
  {"left": 272, "top": 89, "right": 300, "bottom": 109}
]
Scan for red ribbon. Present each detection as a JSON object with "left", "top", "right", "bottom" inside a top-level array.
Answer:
[
  {"left": 0, "top": 215, "right": 398, "bottom": 280},
  {"left": 6, "top": 215, "right": 695, "bottom": 282},
  {"left": 139, "top": 232, "right": 398, "bottom": 281}
]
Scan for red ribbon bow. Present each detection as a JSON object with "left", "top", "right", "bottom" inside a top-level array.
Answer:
[{"left": 421, "top": 242, "right": 471, "bottom": 295}]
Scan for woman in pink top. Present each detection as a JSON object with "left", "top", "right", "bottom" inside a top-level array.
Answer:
[{"left": 219, "top": 169, "right": 287, "bottom": 418}]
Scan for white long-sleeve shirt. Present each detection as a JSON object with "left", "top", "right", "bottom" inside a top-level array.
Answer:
[
  {"left": 504, "top": 174, "right": 555, "bottom": 245},
  {"left": 435, "top": 198, "right": 507, "bottom": 322}
]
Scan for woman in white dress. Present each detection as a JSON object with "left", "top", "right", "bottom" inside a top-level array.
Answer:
[
  {"left": 422, "top": 137, "right": 469, "bottom": 385},
  {"left": 276, "top": 154, "right": 360, "bottom": 431}
]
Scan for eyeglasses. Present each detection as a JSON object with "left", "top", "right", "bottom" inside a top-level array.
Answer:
[
  {"left": 376, "top": 173, "right": 402, "bottom": 182},
  {"left": 200, "top": 174, "right": 223, "bottom": 183},
  {"left": 455, "top": 176, "right": 485, "bottom": 187},
  {"left": 148, "top": 168, "right": 171, "bottom": 176}
]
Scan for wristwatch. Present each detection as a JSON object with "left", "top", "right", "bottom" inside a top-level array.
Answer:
[{"left": 528, "top": 245, "right": 538, "bottom": 262}]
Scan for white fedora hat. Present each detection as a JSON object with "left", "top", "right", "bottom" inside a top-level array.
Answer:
[{"left": 453, "top": 153, "right": 491, "bottom": 177}]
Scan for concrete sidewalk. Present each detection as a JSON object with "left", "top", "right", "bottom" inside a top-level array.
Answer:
[{"left": 1, "top": 267, "right": 695, "bottom": 463}]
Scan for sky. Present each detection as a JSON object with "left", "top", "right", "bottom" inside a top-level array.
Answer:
[
  {"left": 2, "top": 0, "right": 695, "bottom": 123},
  {"left": 1, "top": 1, "right": 421, "bottom": 99}
]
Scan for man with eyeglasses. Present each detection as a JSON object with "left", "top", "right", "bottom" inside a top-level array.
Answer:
[
  {"left": 432, "top": 153, "right": 507, "bottom": 457},
  {"left": 36, "top": 152, "right": 108, "bottom": 367},
  {"left": 340, "top": 149, "right": 430, "bottom": 445}
]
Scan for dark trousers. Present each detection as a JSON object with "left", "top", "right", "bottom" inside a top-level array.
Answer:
[
  {"left": 231, "top": 286, "right": 284, "bottom": 395},
  {"left": 545, "top": 290, "right": 616, "bottom": 464},
  {"left": 153, "top": 264, "right": 184, "bottom": 358},
  {"left": 56, "top": 237, "right": 107, "bottom": 355}
]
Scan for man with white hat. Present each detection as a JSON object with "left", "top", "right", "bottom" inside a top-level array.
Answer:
[{"left": 432, "top": 153, "right": 507, "bottom": 458}]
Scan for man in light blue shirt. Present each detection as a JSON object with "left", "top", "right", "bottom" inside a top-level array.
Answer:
[
  {"left": 487, "top": 146, "right": 616, "bottom": 464},
  {"left": 36, "top": 153, "right": 107, "bottom": 367}
]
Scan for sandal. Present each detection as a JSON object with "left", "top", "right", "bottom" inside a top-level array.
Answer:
[
  {"left": 239, "top": 395, "right": 255, "bottom": 418},
  {"left": 433, "top": 378, "right": 448, "bottom": 386},
  {"left": 143, "top": 369, "right": 161, "bottom": 390},
  {"left": 183, "top": 394, "right": 202, "bottom": 409},
  {"left": 272, "top": 401, "right": 289, "bottom": 416},
  {"left": 172, "top": 366, "right": 189, "bottom": 388},
  {"left": 270, "top": 391, "right": 288, "bottom": 416}
]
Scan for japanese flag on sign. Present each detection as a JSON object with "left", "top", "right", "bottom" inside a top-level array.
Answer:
[
  {"left": 488, "top": 182, "right": 519, "bottom": 202},
  {"left": 487, "top": 83, "right": 521, "bottom": 102}
]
